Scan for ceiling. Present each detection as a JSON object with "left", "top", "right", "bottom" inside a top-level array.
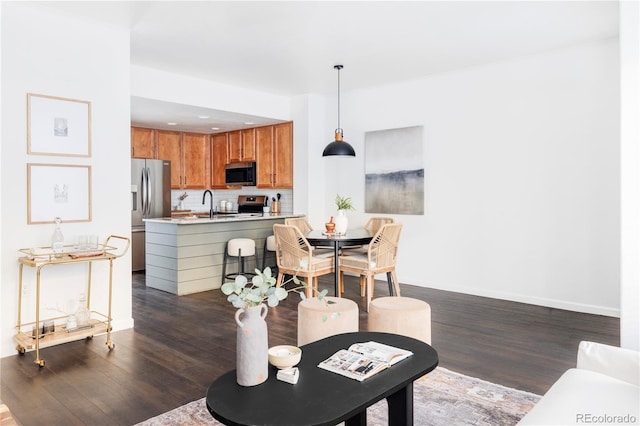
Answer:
[{"left": 34, "top": 1, "right": 619, "bottom": 133}]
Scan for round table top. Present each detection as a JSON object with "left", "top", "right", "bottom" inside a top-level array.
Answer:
[{"left": 306, "top": 228, "right": 374, "bottom": 245}]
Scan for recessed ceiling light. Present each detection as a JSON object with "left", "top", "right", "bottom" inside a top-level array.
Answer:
[
  {"left": 211, "top": 127, "right": 220, "bottom": 130},
  {"left": 167, "top": 122, "right": 177, "bottom": 126},
  {"left": 198, "top": 115, "right": 209, "bottom": 119},
  {"left": 244, "top": 121, "right": 254, "bottom": 125}
]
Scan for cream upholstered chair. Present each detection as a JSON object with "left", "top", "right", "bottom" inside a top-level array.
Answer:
[
  {"left": 272, "top": 224, "right": 334, "bottom": 298},
  {"left": 338, "top": 223, "right": 403, "bottom": 311}
]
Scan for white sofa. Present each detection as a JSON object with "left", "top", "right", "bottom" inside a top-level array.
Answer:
[{"left": 518, "top": 341, "right": 639, "bottom": 425}]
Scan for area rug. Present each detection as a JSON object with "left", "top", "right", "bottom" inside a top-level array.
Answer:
[{"left": 137, "top": 367, "right": 540, "bottom": 426}]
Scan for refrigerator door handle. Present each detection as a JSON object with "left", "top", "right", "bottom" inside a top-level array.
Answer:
[
  {"left": 145, "top": 167, "right": 152, "bottom": 216},
  {"left": 141, "top": 167, "right": 148, "bottom": 217}
]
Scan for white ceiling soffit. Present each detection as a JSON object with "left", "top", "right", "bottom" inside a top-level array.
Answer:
[
  {"left": 33, "top": 1, "right": 619, "bottom": 132},
  {"left": 130, "top": 97, "right": 287, "bottom": 134}
]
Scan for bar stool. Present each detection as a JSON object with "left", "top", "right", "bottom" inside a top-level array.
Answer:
[
  {"left": 262, "top": 235, "right": 277, "bottom": 271},
  {"left": 221, "top": 238, "right": 258, "bottom": 285}
]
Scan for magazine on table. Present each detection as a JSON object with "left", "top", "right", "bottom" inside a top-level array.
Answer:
[{"left": 317, "top": 341, "right": 413, "bottom": 381}]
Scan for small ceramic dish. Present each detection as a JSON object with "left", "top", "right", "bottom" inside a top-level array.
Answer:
[{"left": 268, "top": 345, "right": 302, "bottom": 369}]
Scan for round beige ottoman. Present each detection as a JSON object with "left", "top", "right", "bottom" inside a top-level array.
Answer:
[
  {"left": 297, "top": 297, "right": 359, "bottom": 346},
  {"left": 368, "top": 297, "right": 431, "bottom": 344}
]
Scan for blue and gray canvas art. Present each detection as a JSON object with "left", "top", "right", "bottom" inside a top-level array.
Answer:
[{"left": 365, "top": 126, "right": 424, "bottom": 215}]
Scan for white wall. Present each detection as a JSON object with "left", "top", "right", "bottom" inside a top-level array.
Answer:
[
  {"left": 1, "top": 3, "right": 132, "bottom": 357},
  {"left": 620, "top": 0, "right": 640, "bottom": 350},
  {"left": 308, "top": 39, "right": 621, "bottom": 316}
]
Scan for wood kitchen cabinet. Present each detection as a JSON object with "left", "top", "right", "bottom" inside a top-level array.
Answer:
[
  {"left": 228, "top": 128, "right": 256, "bottom": 162},
  {"left": 256, "top": 122, "right": 293, "bottom": 188},
  {"left": 211, "top": 133, "right": 231, "bottom": 189},
  {"left": 182, "top": 132, "right": 210, "bottom": 189},
  {"left": 131, "top": 127, "right": 156, "bottom": 158},
  {"left": 157, "top": 130, "right": 210, "bottom": 189},
  {"left": 157, "top": 130, "right": 182, "bottom": 188}
]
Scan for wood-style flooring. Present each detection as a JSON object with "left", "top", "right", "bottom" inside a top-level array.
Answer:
[{"left": 1, "top": 272, "right": 619, "bottom": 425}]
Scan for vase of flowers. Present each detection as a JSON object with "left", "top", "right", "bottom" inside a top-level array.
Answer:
[
  {"left": 222, "top": 267, "right": 329, "bottom": 386},
  {"left": 334, "top": 194, "right": 355, "bottom": 235}
]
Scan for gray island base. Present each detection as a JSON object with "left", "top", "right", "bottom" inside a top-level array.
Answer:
[{"left": 144, "top": 213, "right": 301, "bottom": 295}]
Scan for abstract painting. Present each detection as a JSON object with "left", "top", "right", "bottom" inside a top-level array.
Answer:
[{"left": 365, "top": 126, "right": 424, "bottom": 215}]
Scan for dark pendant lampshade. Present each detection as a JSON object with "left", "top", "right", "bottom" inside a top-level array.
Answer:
[
  {"left": 323, "top": 65, "right": 356, "bottom": 157},
  {"left": 323, "top": 129, "right": 356, "bottom": 156}
]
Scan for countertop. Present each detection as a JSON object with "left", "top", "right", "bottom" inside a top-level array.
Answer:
[{"left": 144, "top": 212, "right": 301, "bottom": 225}]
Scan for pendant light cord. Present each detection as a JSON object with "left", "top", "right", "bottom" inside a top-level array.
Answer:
[{"left": 335, "top": 64, "right": 343, "bottom": 132}]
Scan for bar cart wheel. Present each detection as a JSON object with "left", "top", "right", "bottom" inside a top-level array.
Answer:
[
  {"left": 106, "top": 341, "right": 115, "bottom": 351},
  {"left": 35, "top": 359, "right": 45, "bottom": 367},
  {"left": 16, "top": 345, "right": 25, "bottom": 354}
]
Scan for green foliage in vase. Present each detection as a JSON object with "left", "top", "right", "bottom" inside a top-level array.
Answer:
[
  {"left": 221, "top": 266, "right": 332, "bottom": 309},
  {"left": 335, "top": 194, "right": 355, "bottom": 211}
]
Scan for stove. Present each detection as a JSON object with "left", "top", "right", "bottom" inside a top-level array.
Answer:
[{"left": 237, "top": 195, "right": 267, "bottom": 214}]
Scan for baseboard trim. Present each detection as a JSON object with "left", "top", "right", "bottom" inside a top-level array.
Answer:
[{"left": 406, "top": 279, "right": 620, "bottom": 318}]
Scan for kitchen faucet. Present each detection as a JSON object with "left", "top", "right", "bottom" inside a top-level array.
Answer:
[{"left": 202, "top": 190, "right": 214, "bottom": 219}]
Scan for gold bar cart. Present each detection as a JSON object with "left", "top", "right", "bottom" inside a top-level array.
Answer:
[{"left": 15, "top": 235, "right": 130, "bottom": 367}]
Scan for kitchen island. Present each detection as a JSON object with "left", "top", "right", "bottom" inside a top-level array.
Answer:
[{"left": 143, "top": 213, "right": 302, "bottom": 295}]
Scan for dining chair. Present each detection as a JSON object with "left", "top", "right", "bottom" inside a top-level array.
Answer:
[
  {"left": 364, "top": 217, "right": 395, "bottom": 233},
  {"left": 338, "top": 223, "right": 403, "bottom": 311},
  {"left": 272, "top": 224, "right": 335, "bottom": 298},
  {"left": 342, "top": 217, "right": 395, "bottom": 255},
  {"left": 284, "top": 217, "right": 333, "bottom": 255},
  {"left": 284, "top": 217, "right": 314, "bottom": 234}
]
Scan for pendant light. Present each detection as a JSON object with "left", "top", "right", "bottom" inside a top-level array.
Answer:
[{"left": 322, "top": 65, "right": 356, "bottom": 157}]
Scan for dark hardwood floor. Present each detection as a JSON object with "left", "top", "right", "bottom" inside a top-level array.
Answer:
[{"left": 2, "top": 272, "right": 619, "bottom": 425}]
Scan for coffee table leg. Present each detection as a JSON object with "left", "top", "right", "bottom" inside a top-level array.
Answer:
[
  {"left": 387, "top": 382, "right": 413, "bottom": 425},
  {"left": 345, "top": 410, "right": 367, "bottom": 426}
]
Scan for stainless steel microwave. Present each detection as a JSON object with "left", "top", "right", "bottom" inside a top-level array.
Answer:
[{"left": 225, "top": 162, "right": 257, "bottom": 186}]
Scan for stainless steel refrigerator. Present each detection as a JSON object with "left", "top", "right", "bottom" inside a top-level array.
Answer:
[{"left": 131, "top": 159, "right": 171, "bottom": 271}]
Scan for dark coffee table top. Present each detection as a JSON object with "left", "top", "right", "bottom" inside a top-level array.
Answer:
[{"left": 206, "top": 331, "right": 439, "bottom": 426}]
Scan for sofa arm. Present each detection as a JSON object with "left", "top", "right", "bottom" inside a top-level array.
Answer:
[{"left": 577, "top": 341, "right": 640, "bottom": 386}]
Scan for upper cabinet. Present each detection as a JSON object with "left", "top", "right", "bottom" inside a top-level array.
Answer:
[
  {"left": 182, "top": 132, "right": 211, "bottom": 189},
  {"left": 228, "top": 128, "right": 256, "bottom": 162},
  {"left": 157, "top": 130, "right": 210, "bottom": 189},
  {"left": 157, "top": 130, "right": 182, "bottom": 188},
  {"left": 131, "top": 127, "right": 156, "bottom": 158},
  {"left": 256, "top": 122, "right": 293, "bottom": 189},
  {"left": 132, "top": 121, "right": 292, "bottom": 190},
  {"left": 211, "top": 133, "right": 231, "bottom": 189}
]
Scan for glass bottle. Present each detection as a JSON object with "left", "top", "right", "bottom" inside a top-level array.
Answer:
[
  {"left": 51, "top": 216, "right": 64, "bottom": 258},
  {"left": 75, "top": 292, "right": 90, "bottom": 328}
]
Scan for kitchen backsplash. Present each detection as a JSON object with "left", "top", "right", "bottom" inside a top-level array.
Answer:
[{"left": 172, "top": 188, "right": 292, "bottom": 213}]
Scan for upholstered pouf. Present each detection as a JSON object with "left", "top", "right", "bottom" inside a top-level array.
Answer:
[
  {"left": 368, "top": 297, "right": 431, "bottom": 344},
  {"left": 297, "top": 296, "right": 359, "bottom": 346}
]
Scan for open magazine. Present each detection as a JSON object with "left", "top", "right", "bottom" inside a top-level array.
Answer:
[{"left": 317, "top": 341, "right": 413, "bottom": 381}]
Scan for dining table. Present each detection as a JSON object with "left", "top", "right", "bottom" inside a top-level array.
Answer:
[{"left": 305, "top": 228, "right": 374, "bottom": 296}]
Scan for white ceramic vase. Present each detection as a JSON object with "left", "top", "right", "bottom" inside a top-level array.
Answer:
[
  {"left": 334, "top": 210, "right": 348, "bottom": 234},
  {"left": 235, "top": 304, "right": 269, "bottom": 386}
]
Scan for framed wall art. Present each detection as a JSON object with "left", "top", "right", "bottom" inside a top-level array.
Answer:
[
  {"left": 27, "top": 163, "right": 92, "bottom": 224},
  {"left": 27, "top": 93, "right": 91, "bottom": 157},
  {"left": 365, "top": 125, "right": 425, "bottom": 215}
]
